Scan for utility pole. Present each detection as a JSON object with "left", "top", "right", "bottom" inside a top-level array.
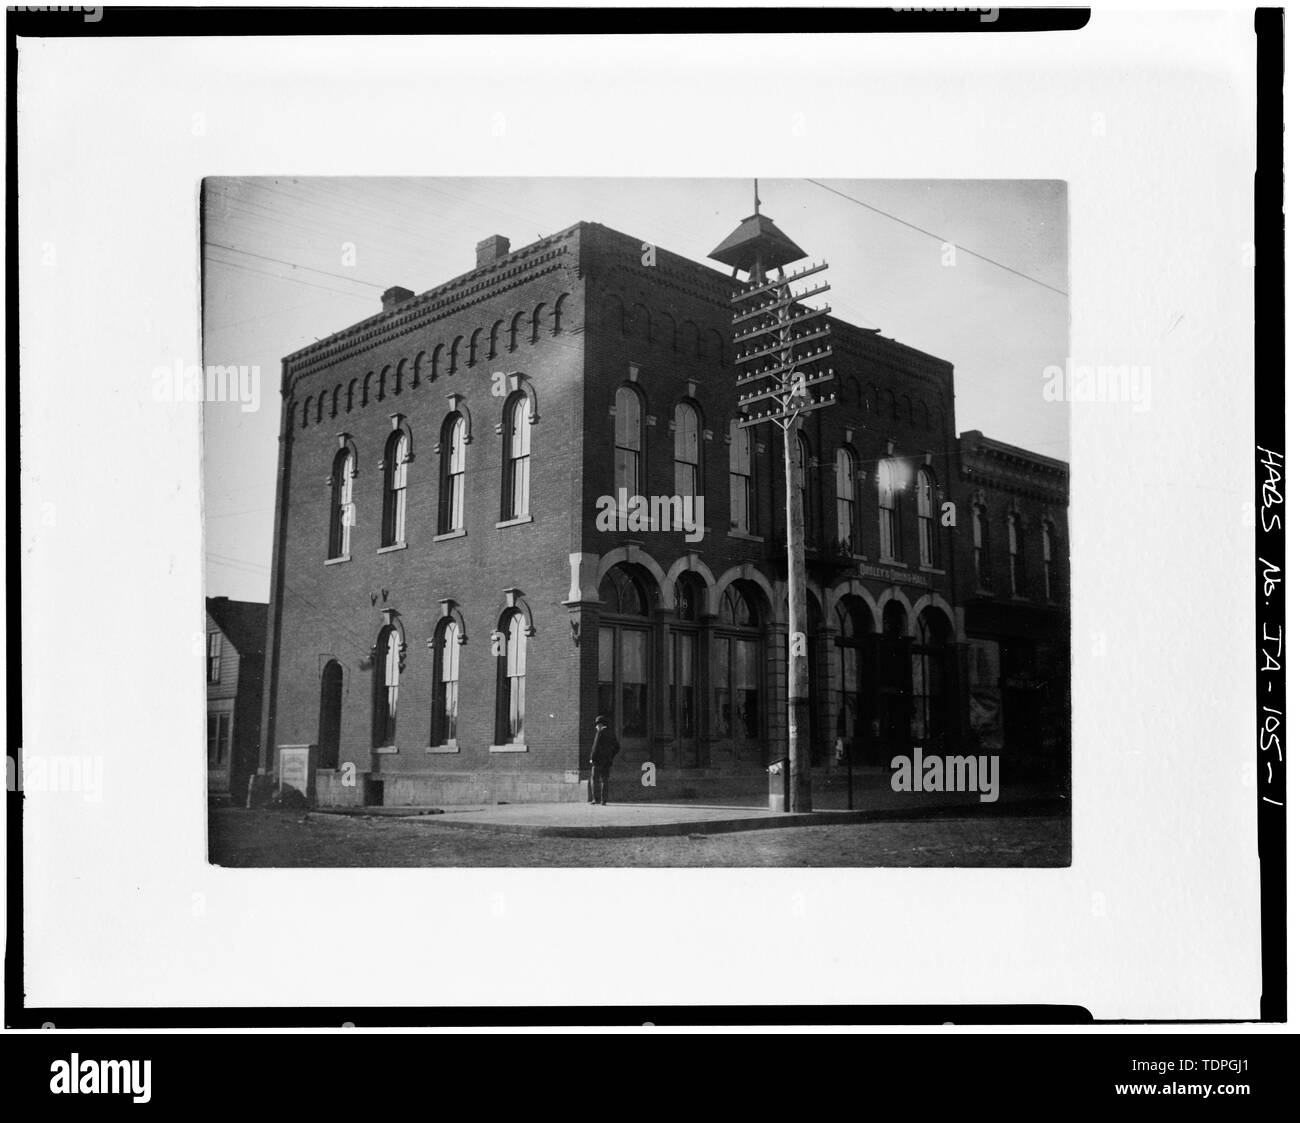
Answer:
[{"left": 710, "top": 185, "right": 835, "bottom": 812}]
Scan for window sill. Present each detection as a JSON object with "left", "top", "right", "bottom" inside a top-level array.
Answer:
[
  {"left": 489, "top": 742, "right": 528, "bottom": 753},
  {"left": 876, "top": 557, "right": 909, "bottom": 569},
  {"left": 324, "top": 554, "right": 351, "bottom": 566},
  {"left": 919, "top": 564, "right": 946, "bottom": 574},
  {"left": 433, "top": 529, "right": 467, "bottom": 542},
  {"left": 372, "top": 745, "right": 399, "bottom": 755},
  {"left": 376, "top": 542, "right": 407, "bottom": 555},
  {"left": 495, "top": 514, "right": 533, "bottom": 529},
  {"left": 727, "top": 530, "right": 764, "bottom": 543},
  {"left": 426, "top": 742, "right": 460, "bottom": 754}
]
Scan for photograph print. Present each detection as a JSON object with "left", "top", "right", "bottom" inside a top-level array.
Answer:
[{"left": 201, "top": 177, "right": 1070, "bottom": 868}]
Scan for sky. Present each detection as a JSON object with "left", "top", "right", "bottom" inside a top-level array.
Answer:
[{"left": 202, "top": 177, "right": 1069, "bottom": 602}]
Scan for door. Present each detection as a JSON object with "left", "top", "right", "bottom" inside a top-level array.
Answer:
[
  {"left": 668, "top": 629, "right": 699, "bottom": 767},
  {"left": 318, "top": 660, "right": 343, "bottom": 769}
]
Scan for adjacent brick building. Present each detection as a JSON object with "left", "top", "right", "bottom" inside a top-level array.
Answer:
[{"left": 256, "top": 217, "right": 1069, "bottom": 806}]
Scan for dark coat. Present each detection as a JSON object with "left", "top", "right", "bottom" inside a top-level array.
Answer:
[{"left": 590, "top": 726, "right": 620, "bottom": 767}]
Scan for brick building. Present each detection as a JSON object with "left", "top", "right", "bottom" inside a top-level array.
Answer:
[
  {"left": 257, "top": 217, "right": 1069, "bottom": 806},
  {"left": 206, "top": 595, "right": 267, "bottom": 800},
  {"left": 954, "top": 431, "right": 1070, "bottom": 781}
]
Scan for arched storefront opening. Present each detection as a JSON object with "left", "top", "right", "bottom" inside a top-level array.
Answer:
[
  {"left": 913, "top": 606, "right": 954, "bottom": 750},
  {"left": 833, "top": 596, "right": 876, "bottom": 766},
  {"left": 667, "top": 573, "right": 706, "bottom": 768},
  {"left": 879, "top": 600, "right": 912, "bottom": 760},
  {"left": 597, "top": 564, "right": 657, "bottom": 755},
  {"left": 711, "top": 581, "right": 767, "bottom": 765},
  {"left": 806, "top": 591, "right": 828, "bottom": 766},
  {"left": 317, "top": 660, "right": 343, "bottom": 770}
]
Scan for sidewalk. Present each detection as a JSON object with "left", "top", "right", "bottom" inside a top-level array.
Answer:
[{"left": 312, "top": 783, "right": 1066, "bottom": 838}]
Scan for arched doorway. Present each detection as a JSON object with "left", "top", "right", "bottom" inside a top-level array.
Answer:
[
  {"left": 913, "top": 607, "right": 953, "bottom": 749},
  {"left": 711, "top": 581, "right": 766, "bottom": 765},
  {"left": 668, "top": 573, "right": 705, "bottom": 768},
  {"left": 317, "top": 660, "right": 343, "bottom": 770},
  {"left": 879, "top": 600, "right": 912, "bottom": 760},
  {"left": 597, "top": 564, "right": 656, "bottom": 757},
  {"left": 833, "top": 596, "right": 876, "bottom": 765}
]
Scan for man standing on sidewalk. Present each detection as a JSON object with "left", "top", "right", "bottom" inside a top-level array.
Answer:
[{"left": 588, "top": 715, "right": 620, "bottom": 805}]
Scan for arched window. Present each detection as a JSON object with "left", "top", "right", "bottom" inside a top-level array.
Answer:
[
  {"left": 598, "top": 566, "right": 652, "bottom": 744},
  {"left": 430, "top": 619, "right": 461, "bottom": 747},
  {"left": 317, "top": 660, "right": 343, "bottom": 770},
  {"left": 381, "top": 430, "right": 408, "bottom": 547},
  {"left": 438, "top": 413, "right": 467, "bottom": 534},
  {"left": 501, "top": 392, "right": 530, "bottom": 520},
  {"left": 836, "top": 447, "right": 857, "bottom": 553},
  {"left": 1043, "top": 520, "right": 1059, "bottom": 601},
  {"left": 495, "top": 610, "right": 527, "bottom": 745},
  {"left": 372, "top": 625, "right": 400, "bottom": 748},
  {"left": 1009, "top": 513, "right": 1026, "bottom": 596},
  {"left": 973, "top": 504, "right": 989, "bottom": 589},
  {"left": 328, "top": 448, "right": 354, "bottom": 559},
  {"left": 917, "top": 467, "right": 937, "bottom": 567},
  {"left": 712, "top": 584, "right": 763, "bottom": 755},
  {"left": 796, "top": 433, "right": 812, "bottom": 534},
  {"left": 673, "top": 401, "right": 701, "bottom": 500},
  {"left": 878, "top": 459, "right": 902, "bottom": 561},
  {"left": 729, "top": 419, "right": 754, "bottom": 534},
  {"left": 614, "top": 386, "right": 642, "bottom": 498}
]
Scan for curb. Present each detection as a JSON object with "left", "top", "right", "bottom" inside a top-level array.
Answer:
[{"left": 357, "top": 797, "right": 1068, "bottom": 838}]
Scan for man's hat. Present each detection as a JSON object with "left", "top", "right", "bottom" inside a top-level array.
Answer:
[{"left": 595, "top": 715, "right": 608, "bottom": 725}]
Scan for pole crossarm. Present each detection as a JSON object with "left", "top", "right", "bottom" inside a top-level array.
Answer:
[
  {"left": 733, "top": 305, "right": 832, "bottom": 345},
  {"left": 735, "top": 327, "right": 832, "bottom": 365},
  {"left": 738, "top": 370, "right": 835, "bottom": 408},
  {"left": 734, "top": 347, "right": 834, "bottom": 386},
  {"left": 730, "top": 259, "right": 828, "bottom": 302},
  {"left": 736, "top": 393, "right": 836, "bottom": 429},
  {"left": 731, "top": 283, "right": 831, "bottom": 325}
]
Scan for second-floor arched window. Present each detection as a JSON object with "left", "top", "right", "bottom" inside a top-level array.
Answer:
[
  {"left": 501, "top": 393, "right": 530, "bottom": 520},
  {"left": 329, "top": 447, "right": 354, "bottom": 559},
  {"left": 673, "top": 401, "right": 701, "bottom": 499},
  {"left": 1043, "top": 520, "right": 1059, "bottom": 601},
  {"left": 836, "top": 446, "right": 858, "bottom": 553},
  {"left": 973, "top": 504, "right": 988, "bottom": 589},
  {"left": 381, "top": 430, "right": 408, "bottom": 547},
  {"left": 1009, "top": 513, "right": 1026, "bottom": 596},
  {"left": 729, "top": 419, "right": 754, "bottom": 534},
  {"left": 614, "top": 386, "right": 642, "bottom": 498},
  {"left": 917, "top": 467, "right": 937, "bottom": 567},
  {"left": 878, "top": 459, "right": 902, "bottom": 561},
  {"left": 438, "top": 413, "right": 467, "bottom": 534}
]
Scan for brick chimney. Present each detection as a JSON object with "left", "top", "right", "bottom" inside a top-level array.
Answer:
[
  {"left": 381, "top": 286, "right": 414, "bottom": 312},
  {"left": 476, "top": 234, "right": 511, "bottom": 268}
]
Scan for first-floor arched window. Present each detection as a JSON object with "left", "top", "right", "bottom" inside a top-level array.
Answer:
[
  {"left": 431, "top": 619, "right": 461, "bottom": 746},
  {"left": 372, "top": 625, "right": 400, "bottom": 747},
  {"left": 496, "top": 610, "right": 527, "bottom": 744}
]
